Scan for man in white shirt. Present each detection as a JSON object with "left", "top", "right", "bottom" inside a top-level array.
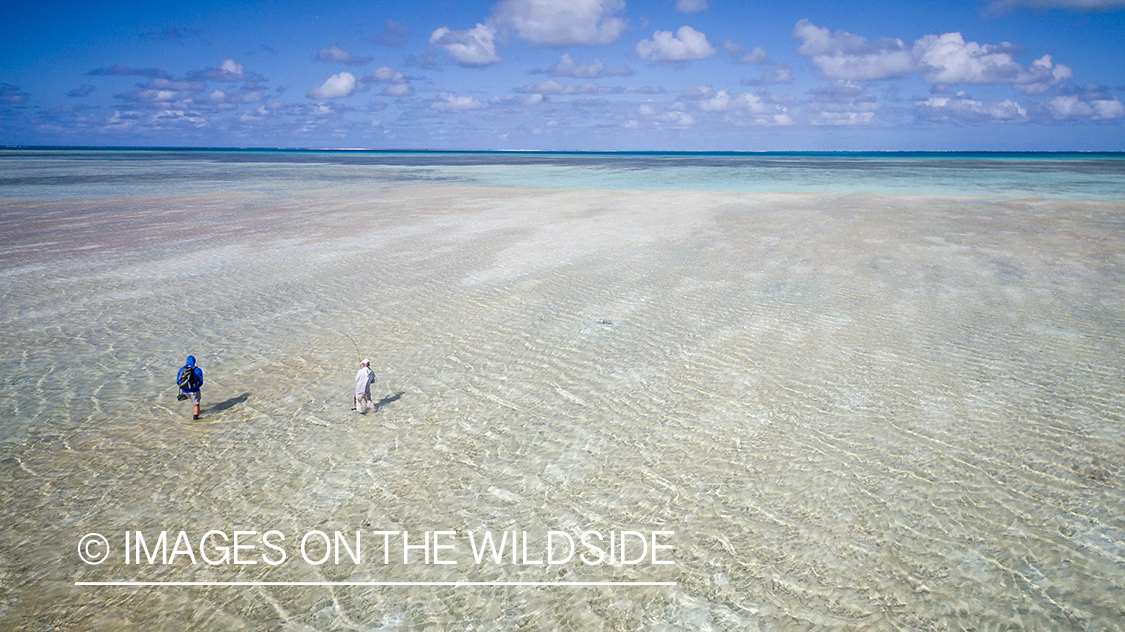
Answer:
[{"left": 355, "top": 358, "right": 377, "bottom": 414}]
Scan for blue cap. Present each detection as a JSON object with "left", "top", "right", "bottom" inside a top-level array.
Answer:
[{"left": 186, "top": 355, "right": 196, "bottom": 367}]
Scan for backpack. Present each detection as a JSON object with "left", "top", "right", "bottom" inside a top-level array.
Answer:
[{"left": 178, "top": 366, "right": 201, "bottom": 390}]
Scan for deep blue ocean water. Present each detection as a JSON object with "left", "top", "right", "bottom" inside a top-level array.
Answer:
[{"left": 2, "top": 148, "right": 1124, "bottom": 200}]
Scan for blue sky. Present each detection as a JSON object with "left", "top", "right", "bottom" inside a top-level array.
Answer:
[{"left": 2, "top": 0, "right": 1123, "bottom": 150}]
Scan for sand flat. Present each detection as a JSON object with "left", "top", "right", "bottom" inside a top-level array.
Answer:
[{"left": 1, "top": 182, "right": 1124, "bottom": 629}]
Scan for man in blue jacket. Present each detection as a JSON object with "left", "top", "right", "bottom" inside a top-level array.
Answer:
[{"left": 177, "top": 355, "right": 204, "bottom": 420}]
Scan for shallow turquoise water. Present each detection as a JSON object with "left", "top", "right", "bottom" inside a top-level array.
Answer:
[{"left": 3, "top": 149, "right": 1124, "bottom": 199}]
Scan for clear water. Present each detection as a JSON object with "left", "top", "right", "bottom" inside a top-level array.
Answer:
[
  {"left": 1, "top": 149, "right": 1123, "bottom": 630},
  {"left": 3, "top": 149, "right": 1125, "bottom": 199}
]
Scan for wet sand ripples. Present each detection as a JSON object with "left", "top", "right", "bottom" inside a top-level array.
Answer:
[{"left": 0, "top": 185, "right": 1123, "bottom": 629}]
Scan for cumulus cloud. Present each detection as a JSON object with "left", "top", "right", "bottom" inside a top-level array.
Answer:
[
  {"left": 536, "top": 53, "right": 633, "bottom": 78},
  {"left": 382, "top": 83, "right": 415, "bottom": 97},
  {"left": 676, "top": 0, "right": 708, "bottom": 13},
  {"left": 307, "top": 72, "right": 357, "bottom": 99},
  {"left": 724, "top": 41, "right": 770, "bottom": 65},
  {"left": 316, "top": 45, "right": 373, "bottom": 65},
  {"left": 636, "top": 26, "right": 717, "bottom": 63},
  {"left": 490, "top": 0, "right": 627, "bottom": 46},
  {"left": 114, "top": 77, "right": 207, "bottom": 107},
  {"left": 150, "top": 109, "right": 207, "bottom": 129},
  {"left": 68, "top": 84, "right": 97, "bottom": 97},
  {"left": 544, "top": 54, "right": 603, "bottom": 78},
  {"left": 638, "top": 103, "right": 695, "bottom": 127},
  {"left": 689, "top": 89, "right": 794, "bottom": 126},
  {"left": 915, "top": 95, "right": 1029, "bottom": 123},
  {"left": 698, "top": 90, "right": 768, "bottom": 113},
  {"left": 913, "top": 34, "right": 1072, "bottom": 93},
  {"left": 431, "top": 93, "right": 487, "bottom": 111},
  {"left": 116, "top": 90, "right": 180, "bottom": 105},
  {"left": 430, "top": 24, "right": 502, "bottom": 66},
  {"left": 793, "top": 20, "right": 1074, "bottom": 95},
  {"left": 1047, "top": 95, "right": 1125, "bottom": 120},
  {"left": 792, "top": 19, "right": 914, "bottom": 80},
  {"left": 372, "top": 67, "right": 407, "bottom": 84},
  {"left": 201, "top": 89, "right": 265, "bottom": 110},
  {"left": 294, "top": 102, "right": 348, "bottom": 118},
  {"left": 186, "top": 59, "right": 261, "bottom": 82},
  {"left": 238, "top": 102, "right": 287, "bottom": 123},
  {"left": 359, "top": 66, "right": 415, "bottom": 97}
]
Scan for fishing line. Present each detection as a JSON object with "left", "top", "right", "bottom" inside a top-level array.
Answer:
[{"left": 340, "top": 331, "right": 362, "bottom": 360}]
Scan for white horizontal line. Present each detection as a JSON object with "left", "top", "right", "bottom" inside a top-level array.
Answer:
[{"left": 76, "top": 581, "right": 676, "bottom": 587}]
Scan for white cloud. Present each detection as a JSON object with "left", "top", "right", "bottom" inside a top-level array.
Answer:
[
  {"left": 547, "top": 54, "right": 604, "bottom": 78},
  {"left": 692, "top": 90, "right": 793, "bottom": 126},
  {"left": 430, "top": 24, "right": 502, "bottom": 67},
  {"left": 316, "top": 45, "right": 373, "bottom": 66},
  {"left": 356, "top": 66, "right": 413, "bottom": 96},
  {"left": 117, "top": 89, "right": 182, "bottom": 104},
  {"left": 151, "top": 109, "right": 207, "bottom": 129},
  {"left": 806, "top": 110, "right": 877, "bottom": 126},
  {"left": 915, "top": 95, "right": 1030, "bottom": 123},
  {"left": 431, "top": 93, "right": 487, "bottom": 111},
  {"left": 1047, "top": 95, "right": 1125, "bottom": 120},
  {"left": 187, "top": 59, "right": 257, "bottom": 82},
  {"left": 663, "top": 111, "right": 695, "bottom": 126},
  {"left": 202, "top": 89, "right": 264, "bottom": 108},
  {"left": 383, "top": 83, "right": 414, "bottom": 97},
  {"left": 792, "top": 19, "right": 914, "bottom": 80},
  {"left": 117, "top": 77, "right": 206, "bottom": 107},
  {"left": 636, "top": 26, "right": 717, "bottom": 62},
  {"left": 307, "top": 72, "right": 357, "bottom": 99},
  {"left": 239, "top": 103, "right": 285, "bottom": 122},
  {"left": 913, "top": 33, "right": 1071, "bottom": 92},
  {"left": 371, "top": 67, "right": 406, "bottom": 84},
  {"left": 794, "top": 19, "right": 1076, "bottom": 94},
  {"left": 676, "top": 0, "right": 708, "bottom": 13},
  {"left": 639, "top": 103, "right": 695, "bottom": 127},
  {"left": 698, "top": 91, "right": 768, "bottom": 113},
  {"left": 723, "top": 41, "right": 771, "bottom": 64},
  {"left": 490, "top": 0, "right": 627, "bottom": 46}
]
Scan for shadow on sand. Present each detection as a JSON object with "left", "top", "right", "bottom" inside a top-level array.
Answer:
[{"left": 208, "top": 392, "right": 251, "bottom": 414}]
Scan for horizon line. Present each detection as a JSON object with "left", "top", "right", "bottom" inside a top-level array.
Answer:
[{"left": 3, "top": 145, "right": 1123, "bottom": 156}]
